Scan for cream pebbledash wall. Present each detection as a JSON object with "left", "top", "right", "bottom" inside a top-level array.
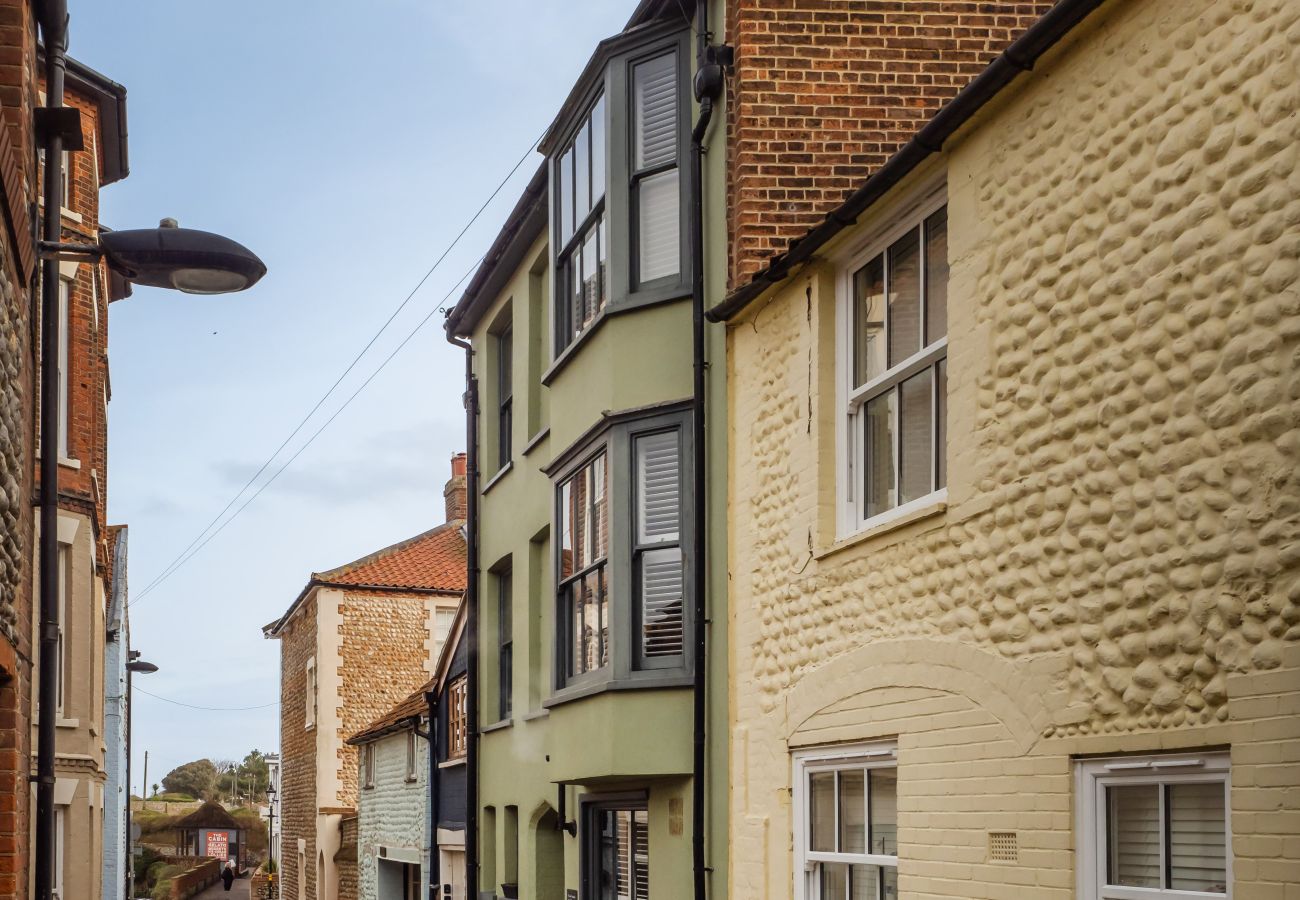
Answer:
[{"left": 726, "top": 0, "right": 1300, "bottom": 898}]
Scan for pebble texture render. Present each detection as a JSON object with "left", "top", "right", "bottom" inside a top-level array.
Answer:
[{"left": 726, "top": 0, "right": 1300, "bottom": 896}]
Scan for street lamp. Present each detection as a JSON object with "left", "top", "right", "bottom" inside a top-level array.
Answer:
[
  {"left": 264, "top": 780, "right": 277, "bottom": 899},
  {"left": 33, "top": 6, "right": 268, "bottom": 900},
  {"left": 124, "top": 655, "right": 158, "bottom": 900}
]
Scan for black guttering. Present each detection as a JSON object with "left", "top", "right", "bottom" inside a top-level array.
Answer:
[
  {"left": 445, "top": 162, "right": 547, "bottom": 338},
  {"left": 689, "top": 3, "right": 721, "bottom": 897},
  {"left": 445, "top": 332, "right": 481, "bottom": 897},
  {"left": 38, "top": 47, "right": 130, "bottom": 185},
  {"left": 705, "top": 0, "right": 1108, "bottom": 323}
]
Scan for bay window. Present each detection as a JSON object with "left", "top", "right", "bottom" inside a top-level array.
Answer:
[
  {"left": 547, "top": 25, "right": 691, "bottom": 357},
  {"left": 551, "top": 407, "right": 690, "bottom": 694},
  {"left": 842, "top": 196, "right": 948, "bottom": 532},
  {"left": 794, "top": 744, "right": 899, "bottom": 900},
  {"left": 1077, "top": 753, "right": 1231, "bottom": 898}
]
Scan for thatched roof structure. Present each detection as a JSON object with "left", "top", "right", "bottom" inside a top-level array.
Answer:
[{"left": 174, "top": 800, "right": 241, "bottom": 831}]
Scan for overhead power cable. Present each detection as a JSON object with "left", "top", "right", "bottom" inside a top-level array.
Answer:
[
  {"left": 134, "top": 685, "right": 280, "bottom": 712},
  {"left": 131, "top": 136, "right": 540, "bottom": 605},
  {"left": 129, "top": 254, "right": 484, "bottom": 609}
]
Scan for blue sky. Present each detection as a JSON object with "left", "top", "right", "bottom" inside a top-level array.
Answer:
[{"left": 72, "top": 0, "right": 638, "bottom": 793}]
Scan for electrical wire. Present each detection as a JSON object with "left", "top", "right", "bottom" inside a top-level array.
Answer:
[
  {"left": 131, "top": 139, "right": 538, "bottom": 603},
  {"left": 128, "top": 254, "right": 485, "bottom": 609},
  {"left": 131, "top": 136, "right": 540, "bottom": 604},
  {"left": 134, "top": 685, "right": 280, "bottom": 712}
]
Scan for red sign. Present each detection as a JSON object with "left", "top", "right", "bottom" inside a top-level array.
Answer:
[{"left": 205, "top": 831, "right": 229, "bottom": 859}]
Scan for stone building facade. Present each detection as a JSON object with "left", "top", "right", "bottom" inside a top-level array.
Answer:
[
  {"left": 265, "top": 457, "right": 467, "bottom": 900},
  {"left": 31, "top": 52, "right": 129, "bottom": 900},
  {"left": 717, "top": 0, "right": 1300, "bottom": 897},
  {"left": 0, "top": 1, "right": 37, "bottom": 896}
]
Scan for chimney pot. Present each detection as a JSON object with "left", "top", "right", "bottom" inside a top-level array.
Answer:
[{"left": 444, "top": 453, "right": 468, "bottom": 523}]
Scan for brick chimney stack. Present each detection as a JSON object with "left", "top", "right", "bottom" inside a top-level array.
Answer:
[{"left": 445, "top": 452, "right": 467, "bottom": 523}]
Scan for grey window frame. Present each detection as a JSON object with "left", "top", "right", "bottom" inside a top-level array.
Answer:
[
  {"left": 497, "top": 322, "right": 513, "bottom": 470},
  {"left": 547, "top": 23, "right": 693, "bottom": 361},
  {"left": 580, "top": 792, "right": 651, "bottom": 900},
  {"left": 548, "top": 404, "right": 694, "bottom": 701},
  {"left": 498, "top": 567, "right": 513, "bottom": 721}
]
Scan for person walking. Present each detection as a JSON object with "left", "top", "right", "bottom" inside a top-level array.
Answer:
[{"left": 222, "top": 862, "right": 235, "bottom": 892}]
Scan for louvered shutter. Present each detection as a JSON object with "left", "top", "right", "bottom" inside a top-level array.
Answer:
[
  {"left": 634, "top": 52, "right": 677, "bottom": 170},
  {"left": 633, "top": 52, "right": 680, "bottom": 283},
  {"left": 1168, "top": 783, "right": 1227, "bottom": 893},
  {"left": 1107, "top": 785, "right": 1161, "bottom": 888},
  {"left": 636, "top": 431, "right": 683, "bottom": 658}
]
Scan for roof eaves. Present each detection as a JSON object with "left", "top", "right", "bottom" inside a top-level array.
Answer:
[
  {"left": 445, "top": 163, "right": 547, "bottom": 338},
  {"left": 706, "top": 0, "right": 1108, "bottom": 323},
  {"left": 54, "top": 51, "right": 129, "bottom": 185}
]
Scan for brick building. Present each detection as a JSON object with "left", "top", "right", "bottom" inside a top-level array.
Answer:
[
  {"left": 723, "top": 0, "right": 1053, "bottom": 288},
  {"left": 0, "top": 1, "right": 38, "bottom": 897},
  {"left": 715, "top": 0, "right": 1300, "bottom": 897},
  {"left": 32, "top": 51, "right": 130, "bottom": 900},
  {"left": 264, "top": 456, "right": 467, "bottom": 900}
]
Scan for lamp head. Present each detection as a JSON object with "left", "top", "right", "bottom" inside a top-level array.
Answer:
[
  {"left": 126, "top": 660, "right": 158, "bottom": 674},
  {"left": 99, "top": 219, "right": 267, "bottom": 296}
]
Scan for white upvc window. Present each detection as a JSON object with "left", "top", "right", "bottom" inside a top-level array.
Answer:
[
  {"left": 57, "top": 277, "right": 70, "bottom": 459},
  {"left": 362, "top": 744, "right": 376, "bottom": 789},
  {"left": 52, "top": 806, "right": 65, "bottom": 900},
  {"left": 405, "top": 731, "right": 418, "bottom": 782},
  {"left": 305, "top": 657, "right": 317, "bottom": 730},
  {"left": 1076, "top": 752, "right": 1231, "bottom": 899},
  {"left": 838, "top": 189, "right": 948, "bottom": 536},
  {"left": 793, "top": 743, "right": 899, "bottom": 900}
]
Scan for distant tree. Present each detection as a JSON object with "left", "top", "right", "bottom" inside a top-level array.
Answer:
[
  {"left": 239, "top": 750, "right": 270, "bottom": 800},
  {"left": 161, "top": 759, "right": 217, "bottom": 800},
  {"left": 151, "top": 783, "right": 159, "bottom": 797}
]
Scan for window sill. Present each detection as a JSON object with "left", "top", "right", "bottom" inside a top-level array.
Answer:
[
  {"left": 55, "top": 717, "right": 79, "bottom": 729},
  {"left": 542, "top": 310, "right": 610, "bottom": 386},
  {"left": 543, "top": 672, "right": 693, "bottom": 709},
  {"left": 481, "top": 718, "right": 513, "bottom": 734},
  {"left": 481, "top": 461, "right": 513, "bottom": 496},
  {"left": 820, "top": 493, "right": 948, "bottom": 562},
  {"left": 57, "top": 456, "right": 80, "bottom": 470},
  {"left": 305, "top": 723, "right": 316, "bottom": 732},
  {"left": 438, "top": 757, "right": 467, "bottom": 770},
  {"left": 521, "top": 709, "right": 549, "bottom": 722},
  {"left": 60, "top": 207, "right": 82, "bottom": 225},
  {"left": 521, "top": 428, "right": 550, "bottom": 457}
]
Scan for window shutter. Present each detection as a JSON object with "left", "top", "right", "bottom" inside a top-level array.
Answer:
[
  {"left": 634, "top": 51, "right": 680, "bottom": 283},
  {"left": 1107, "top": 785, "right": 1161, "bottom": 888},
  {"left": 1168, "top": 783, "right": 1227, "bottom": 892},
  {"left": 640, "top": 548, "right": 683, "bottom": 658},
  {"left": 634, "top": 52, "right": 677, "bottom": 170},
  {"left": 636, "top": 431, "right": 680, "bottom": 543},
  {"left": 637, "top": 431, "right": 683, "bottom": 658}
]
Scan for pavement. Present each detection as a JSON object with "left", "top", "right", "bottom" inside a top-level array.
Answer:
[{"left": 191, "top": 876, "right": 252, "bottom": 900}]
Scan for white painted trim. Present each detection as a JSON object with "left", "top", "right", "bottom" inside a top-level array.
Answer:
[
  {"left": 1075, "top": 752, "right": 1232, "bottom": 899},
  {"left": 792, "top": 741, "right": 899, "bottom": 900},
  {"left": 436, "top": 828, "right": 464, "bottom": 847},
  {"left": 58, "top": 260, "right": 81, "bottom": 281},
  {"left": 57, "top": 457, "right": 81, "bottom": 470},
  {"left": 56, "top": 514, "right": 79, "bottom": 546},
  {"left": 835, "top": 182, "right": 949, "bottom": 539}
]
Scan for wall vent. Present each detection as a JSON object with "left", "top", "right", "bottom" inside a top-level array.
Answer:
[{"left": 989, "top": 831, "right": 1018, "bottom": 862}]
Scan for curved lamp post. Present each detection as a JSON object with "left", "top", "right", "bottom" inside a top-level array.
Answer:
[
  {"left": 124, "top": 656, "right": 158, "bottom": 900},
  {"left": 33, "top": 8, "right": 268, "bottom": 900}
]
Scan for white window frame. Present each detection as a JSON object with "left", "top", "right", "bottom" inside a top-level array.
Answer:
[
  {"left": 836, "top": 185, "right": 948, "bottom": 538},
  {"left": 55, "top": 543, "right": 68, "bottom": 717},
  {"left": 1076, "top": 752, "right": 1232, "bottom": 899},
  {"left": 792, "top": 742, "right": 899, "bottom": 900},
  {"left": 363, "top": 744, "right": 375, "bottom": 789},
  {"left": 57, "top": 277, "right": 70, "bottom": 459},
  {"left": 52, "top": 806, "right": 65, "bottom": 900},
  {"left": 305, "top": 657, "right": 317, "bottom": 730},
  {"left": 405, "top": 731, "right": 418, "bottom": 783}
]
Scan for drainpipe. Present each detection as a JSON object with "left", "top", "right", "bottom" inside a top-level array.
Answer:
[
  {"left": 34, "top": 4, "right": 70, "bottom": 899},
  {"left": 689, "top": 2, "right": 724, "bottom": 898},
  {"left": 413, "top": 693, "right": 440, "bottom": 900},
  {"left": 446, "top": 333, "right": 480, "bottom": 899}
]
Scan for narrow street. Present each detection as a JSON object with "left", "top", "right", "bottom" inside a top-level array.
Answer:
[{"left": 191, "top": 877, "right": 251, "bottom": 900}]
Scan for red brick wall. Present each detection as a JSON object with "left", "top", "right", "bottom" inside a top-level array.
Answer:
[
  {"left": 725, "top": 0, "right": 1055, "bottom": 288},
  {"left": 277, "top": 595, "right": 318, "bottom": 900},
  {"left": 0, "top": 4, "right": 36, "bottom": 899}
]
